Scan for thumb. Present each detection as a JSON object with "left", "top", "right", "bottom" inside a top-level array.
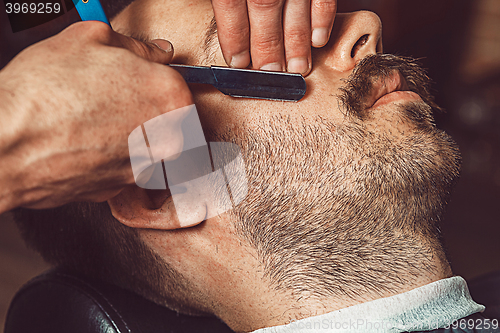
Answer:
[{"left": 118, "top": 35, "right": 174, "bottom": 64}]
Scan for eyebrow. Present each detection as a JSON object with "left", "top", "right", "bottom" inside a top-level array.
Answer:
[{"left": 202, "top": 16, "right": 219, "bottom": 65}]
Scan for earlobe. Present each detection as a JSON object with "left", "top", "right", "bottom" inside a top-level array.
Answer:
[{"left": 108, "top": 185, "right": 186, "bottom": 230}]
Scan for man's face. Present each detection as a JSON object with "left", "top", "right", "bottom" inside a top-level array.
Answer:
[
  {"left": 112, "top": 0, "right": 446, "bottom": 159},
  {"left": 111, "top": 0, "right": 461, "bottom": 316},
  {"left": 114, "top": 0, "right": 404, "bottom": 132}
]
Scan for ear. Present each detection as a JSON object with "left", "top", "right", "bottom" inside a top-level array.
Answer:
[
  {"left": 107, "top": 186, "right": 207, "bottom": 230},
  {"left": 110, "top": 140, "right": 248, "bottom": 230}
]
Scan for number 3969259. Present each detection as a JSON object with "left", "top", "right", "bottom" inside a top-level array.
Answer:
[{"left": 5, "top": 2, "right": 61, "bottom": 14}]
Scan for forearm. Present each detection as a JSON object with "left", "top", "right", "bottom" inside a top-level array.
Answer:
[{"left": 0, "top": 78, "right": 28, "bottom": 214}]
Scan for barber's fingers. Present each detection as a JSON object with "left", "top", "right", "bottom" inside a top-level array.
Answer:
[
  {"left": 115, "top": 34, "right": 175, "bottom": 64},
  {"left": 311, "top": 0, "right": 336, "bottom": 47},
  {"left": 72, "top": 22, "right": 174, "bottom": 64},
  {"left": 247, "top": 0, "right": 285, "bottom": 71},
  {"left": 283, "top": 0, "right": 311, "bottom": 75},
  {"left": 212, "top": 0, "right": 251, "bottom": 68}
]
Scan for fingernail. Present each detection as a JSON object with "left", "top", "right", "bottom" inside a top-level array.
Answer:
[
  {"left": 230, "top": 50, "right": 250, "bottom": 68},
  {"left": 152, "top": 39, "right": 173, "bottom": 53},
  {"left": 287, "top": 57, "right": 309, "bottom": 74},
  {"left": 260, "top": 62, "right": 282, "bottom": 71},
  {"left": 312, "top": 28, "right": 328, "bottom": 47}
]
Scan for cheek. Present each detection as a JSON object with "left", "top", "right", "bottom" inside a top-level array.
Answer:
[
  {"left": 191, "top": 86, "right": 270, "bottom": 137},
  {"left": 191, "top": 86, "right": 236, "bottom": 135},
  {"left": 190, "top": 79, "right": 348, "bottom": 140}
]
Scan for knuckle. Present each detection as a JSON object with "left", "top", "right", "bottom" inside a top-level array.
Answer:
[
  {"left": 148, "top": 68, "right": 193, "bottom": 111},
  {"left": 312, "top": 0, "right": 336, "bottom": 14},
  {"left": 221, "top": 23, "right": 249, "bottom": 41},
  {"left": 179, "top": 86, "right": 194, "bottom": 105},
  {"left": 169, "top": 71, "right": 194, "bottom": 105},
  {"left": 285, "top": 29, "right": 312, "bottom": 44},
  {"left": 248, "top": 0, "right": 283, "bottom": 10},
  {"left": 252, "top": 33, "right": 282, "bottom": 53},
  {"left": 70, "top": 21, "right": 112, "bottom": 41},
  {"left": 213, "top": 0, "right": 241, "bottom": 9}
]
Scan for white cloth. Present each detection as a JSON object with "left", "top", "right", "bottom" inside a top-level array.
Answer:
[{"left": 252, "top": 276, "right": 484, "bottom": 333}]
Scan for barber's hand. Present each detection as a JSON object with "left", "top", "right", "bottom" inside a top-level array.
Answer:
[
  {"left": 212, "top": 0, "right": 336, "bottom": 75},
  {"left": 0, "top": 21, "right": 192, "bottom": 212}
]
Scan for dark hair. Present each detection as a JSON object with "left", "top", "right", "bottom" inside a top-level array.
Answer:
[{"left": 13, "top": 202, "right": 173, "bottom": 305}]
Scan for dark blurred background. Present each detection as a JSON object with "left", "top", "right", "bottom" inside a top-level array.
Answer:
[
  {"left": 337, "top": 0, "right": 500, "bottom": 282},
  {"left": 1, "top": 0, "right": 499, "bottom": 331}
]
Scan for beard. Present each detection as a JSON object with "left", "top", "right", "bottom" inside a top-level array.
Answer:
[
  {"left": 12, "top": 54, "right": 462, "bottom": 314},
  {"left": 338, "top": 54, "right": 441, "bottom": 121},
  {"left": 208, "top": 54, "right": 462, "bottom": 298}
]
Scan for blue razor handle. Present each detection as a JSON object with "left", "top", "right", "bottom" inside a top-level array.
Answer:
[{"left": 73, "top": 0, "right": 110, "bottom": 25}]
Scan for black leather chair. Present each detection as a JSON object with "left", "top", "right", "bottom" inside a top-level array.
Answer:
[
  {"left": 5, "top": 268, "right": 500, "bottom": 333},
  {"left": 468, "top": 270, "right": 500, "bottom": 321},
  {"left": 4, "top": 268, "right": 235, "bottom": 333}
]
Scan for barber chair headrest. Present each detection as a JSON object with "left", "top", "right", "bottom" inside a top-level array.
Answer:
[
  {"left": 7, "top": 268, "right": 500, "bottom": 333},
  {"left": 4, "top": 268, "right": 234, "bottom": 333},
  {"left": 468, "top": 270, "right": 500, "bottom": 321}
]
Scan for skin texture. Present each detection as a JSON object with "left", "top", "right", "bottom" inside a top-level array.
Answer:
[
  {"left": 1, "top": 0, "right": 462, "bottom": 331},
  {"left": 0, "top": 0, "right": 333, "bottom": 213},
  {"left": 211, "top": 0, "right": 337, "bottom": 73},
  {"left": 105, "top": 1, "right": 460, "bottom": 332},
  {"left": 0, "top": 22, "right": 193, "bottom": 213}
]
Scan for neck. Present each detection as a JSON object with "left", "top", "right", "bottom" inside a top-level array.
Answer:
[
  {"left": 189, "top": 242, "right": 451, "bottom": 333},
  {"left": 213, "top": 266, "right": 450, "bottom": 332},
  {"left": 147, "top": 222, "right": 452, "bottom": 333}
]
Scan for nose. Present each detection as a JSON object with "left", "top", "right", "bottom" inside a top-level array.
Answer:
[{"left": 320, "top": 11, "right": 383, "bottom": 72}]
